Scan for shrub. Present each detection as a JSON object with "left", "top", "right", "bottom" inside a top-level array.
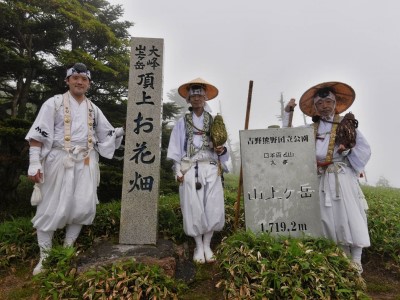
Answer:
[
  {"left": 0, "top": 217, "right": 37, "bottom": 269},
  {"left": 34, "top": 246, "right": 187, "bottom": 299},
  {"left": 33, "top": 246, "right": 79, "bottom": 299},
  {"left": 362, "top": 186, "right": 400, "bottom": 268},
  {"left": 1, "top": 184, "right": 399, "bottom": 299},
  {"left": 158, "top": 194, "right": 186, "bottom": 244},
  {"left": 216, "top": 231, "right": 368, "bottom": 299},
  {"left": 97, "top": 166, "right": 123, "bottom": 203},
  {"left": 77, "top": 201, "right": 122, "bottom": 249},
  {"left": 77, "top": 260, "right": 186, "bottom": 299}
]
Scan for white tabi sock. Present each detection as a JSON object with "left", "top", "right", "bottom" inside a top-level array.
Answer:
[
  {"left": 203, "top": 231, "right": 216, "bottom": 262},
  {"left": 350, "top": 246, "right": 363, "bottom": 274},
  {"left": 33, "top": 230, "right": 54, "bottom": 275},
  {"left": 193, "top": 235, "right": 205, "bottom": 263},
  {"left": 350, "top": 246, "right": 363, "bottom": 264}
]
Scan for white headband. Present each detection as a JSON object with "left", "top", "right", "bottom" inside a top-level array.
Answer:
[
  {"left": 313, "top": 91, "right": 336, "bottom": 103},
  {"left": 186, "top": 86, "right": 208, "bottom": 103},
  {"left": 188, "top": 86, "right": 206, "bottom": 96},
  {"left": 66, "top": 67, "right": 91, "bottom": 80}
]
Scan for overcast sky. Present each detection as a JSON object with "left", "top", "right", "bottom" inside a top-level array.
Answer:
[{"left": 108, "top": 0, "right": 399, "bottom": 188}]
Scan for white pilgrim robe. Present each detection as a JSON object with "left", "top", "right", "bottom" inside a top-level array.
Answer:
[
  {"left": 26, "top": 93, "right": 123, "bottom": 232},
  {"left": 283, "top": 112, "right": 371, "bottom": 248},
  {"left": 167, "top": 112, "right": 229, "bottom": 237}
]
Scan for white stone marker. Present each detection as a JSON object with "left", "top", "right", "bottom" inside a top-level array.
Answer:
[
  {"left": 119, "top": 38, "right": 164, "bottom": 245},
  {"left": 239, "top": 127, "right": 323, "bottom": 238}
]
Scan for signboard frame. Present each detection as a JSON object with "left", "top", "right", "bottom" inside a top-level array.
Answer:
[{"left": 239, "top": 127, "right": 323, "bottom": 238}]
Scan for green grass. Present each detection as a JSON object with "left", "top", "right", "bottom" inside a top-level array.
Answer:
[
  {"left": 362, "top": 185, "right": 400, "bottom": 267},
  {"left": 31, "top": 246, "right": 187, "bottom": 299},
  {"left": 217, "top": 231, "right": 369, "bottom": 299},
  {"left": 1, "top": 178, "right": 399, "bottom": 299}
]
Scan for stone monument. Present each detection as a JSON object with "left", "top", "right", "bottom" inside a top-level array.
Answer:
[
  {"left": 240, "top": 127, "right": 323, "bottom": 238},
  {"left": 119, "top": 37, "right": 164, "bottom": 245}
]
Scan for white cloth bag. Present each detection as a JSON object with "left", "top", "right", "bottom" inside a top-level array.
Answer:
[{"left": 31, "top": 183, "right": 42, "bottom": 206}]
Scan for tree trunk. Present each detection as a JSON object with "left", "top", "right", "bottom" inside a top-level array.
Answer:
[
  {"left": 11, "top": 76, "right": 23, "bottom": 117},
  {"left": 17, "top": 69, "right": 35, "bottom": 119}
]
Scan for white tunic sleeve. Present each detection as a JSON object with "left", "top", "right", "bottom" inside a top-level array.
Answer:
[
  {"left": 217, "top": 147, "right": 230, "bottom": 164},
  {"left": 25, "top": 97, "right": 57, "bottom": 158},
  {"left": 92, "top": 104, "right": 124, "bottom": 159},
  {"left": 167, "top": 117, "right": 186, "bottom": 163},
  {"left": 282, "top": 111, "right": 291, "bottom": 128},
  {"left": 346, "top": 129, "right": 371, "bottom": 174}
]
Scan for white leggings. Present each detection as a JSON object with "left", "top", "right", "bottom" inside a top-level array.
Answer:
[
  {"left": 64, "top": 224, "right": 83, "bottom": 247},
  {"left": 340, "top": 244, "right": 363, "bottom": 263},
  {"left": 36, "top": 224, "right": 83, "bottom": 249}
]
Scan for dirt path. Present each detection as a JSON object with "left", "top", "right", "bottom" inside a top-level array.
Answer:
[{"left": 362, "top": 261, "right": 400, "bottom": 300}]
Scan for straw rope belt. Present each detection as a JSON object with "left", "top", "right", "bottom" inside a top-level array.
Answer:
[
  {"left": 52, "top": 144, "right": 92, "bottom": 165},
  {"left": 183, "top": 158, "right": 217, "bottom": 165},
  {"left": 319, "top": 161, "right": 348, "bottom": 206}
]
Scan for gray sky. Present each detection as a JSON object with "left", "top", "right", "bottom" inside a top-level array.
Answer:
[{"left": 109, "top": 0, "right": 399, "bottom": 188}]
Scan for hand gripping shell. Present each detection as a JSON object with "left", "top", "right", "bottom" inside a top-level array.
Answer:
[{"left": 335, "top": 112, "right": 358, "bottom": 153}]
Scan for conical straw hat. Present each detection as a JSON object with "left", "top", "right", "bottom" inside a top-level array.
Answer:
[
  {"left": 178, "top": 77, "right": 219, "bottom": 100},
  {"left": 299, "top": 81, "right": 355, "bottom": 117}
]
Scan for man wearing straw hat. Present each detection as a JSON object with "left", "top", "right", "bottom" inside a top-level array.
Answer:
[
  {"left": 26, "top": 62, "right": 125, "bottom": 275},
  {"left": 167, "top": 78, "right": 229, "bottom": 263},
  {"left": 283, "top": 81, "right": 371, "bottom": 273}
]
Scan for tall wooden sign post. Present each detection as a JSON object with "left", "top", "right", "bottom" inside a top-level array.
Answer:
[{"left": 119, "top": 38, "right": 164, "bottom": 245}]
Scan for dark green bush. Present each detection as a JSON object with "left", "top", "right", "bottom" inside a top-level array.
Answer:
[
  {"left": 362, "top": 186, "right": 400, "bottom": 268},
  {"left": 158, "top": 194, "right": 186, "bottom": 243},
  {"left": 1, "top": 118, "right": 32, "bottom": 129},
  {"left": 217, "top": 231, "right": 368, "bottom": 299},
  {"left": 97, "top": 166, "right": 123, "bottom": 203},
  {"left": 77, "top": 201, "right": 122, "bottom": 249},
  {"left": 76, "top": 260, "right": 186, "bottom": 299},
  {"left": 34, "top": 246, "right": 187, "bottom": 299},
  {"left": 160, "top": 151, "right": 179, "bottom": 195},
  {"left": 0, "top": 201, "right": 122, "bottom": 270},
  {"left": 1, "top": 184, "right": 399, "bottom": 299},
  {"left": 33, "top": 246, "right": 79, "bottom": 299},
  {"left": 0, "top": 217, "right": 37, "bottom": 269}
]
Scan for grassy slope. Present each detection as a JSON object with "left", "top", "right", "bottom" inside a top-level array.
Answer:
[{"left": 1, "top": 176, "right": 399, "bottom": 299}]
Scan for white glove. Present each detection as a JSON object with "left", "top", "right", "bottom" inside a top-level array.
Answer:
[{"left": 28, "top": 146, "right": 42, "bottom": 176}]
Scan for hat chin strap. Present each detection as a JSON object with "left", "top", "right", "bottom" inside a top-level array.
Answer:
[{"left": 312, "top": 115, "right": 340, "bottom": 124}]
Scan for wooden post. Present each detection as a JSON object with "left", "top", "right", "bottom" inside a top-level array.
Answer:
[
  {"left": 288, "top": 104, "right": 294, "bottom": 128},
  {"left": 234, "top": 80, "right": 253, "bottom": 230}
]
